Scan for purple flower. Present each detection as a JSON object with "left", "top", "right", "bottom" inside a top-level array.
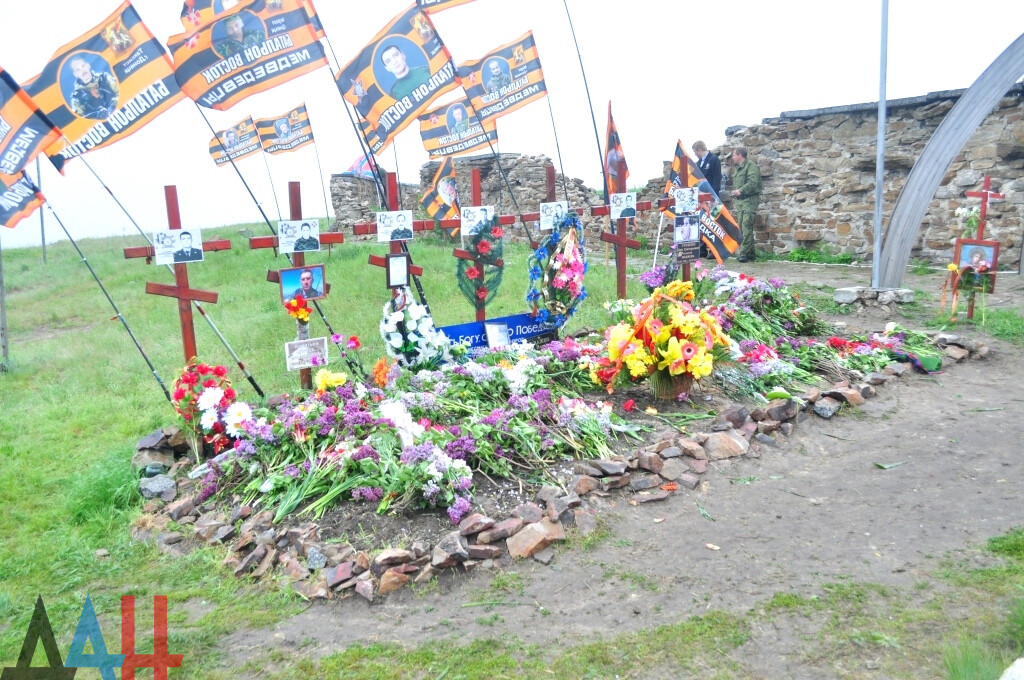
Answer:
[
  {"left": 198, "top": 481, "right": 218, "bottom": 502},
  {"left": 455, "top": 476, "right": 473, "bottom": 492},
  {"left": 401, "top": 442, "right": 435, "bottom": 465},
  {"left": 352, "top": 445, "right": 379, "bottom": 462},
  {"left": 768, "top": 277, "right": 786, "bottom": 289},
  {"left": 507, "top": 394, "right": 530, "bottom": 411},
  {"left": 352, "top": 486, "right": 384, "bottom": 502},
  {"left": 233, "top": 439, "right": 256, "bottom": 456},
  {"left": 481, "top": 408, "right": 508, "bottom": 427},
  {"left": 284, "top": 465, "right": 300, "bottom": 479},
  {"left": 444, "top": 435, "right": 476, "bottom": 461},
  {"left": 447, "top": 496, "right": 472, "bottom": 524},
  {"left": 301, "top": 460, "right": 312, "bottom": 473}
]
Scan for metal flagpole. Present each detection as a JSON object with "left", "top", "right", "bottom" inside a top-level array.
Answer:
[
  {"left": 545, "top": 96, "right": 571, "bottom": 203},
  {"left": 77, "top": 156, "right": 266, "bottom": 398},
  {"left": 25, "top": 176, "right": 171, "bottom": 402},
  {"left": 261, "top": 152, "right": 284, "bottom": 222},
  {"left": 652, "top": 212, "right": 665, "bottom": 268},
  {"left": 872, "top": 0, "right": 889, "bottom": 290}
]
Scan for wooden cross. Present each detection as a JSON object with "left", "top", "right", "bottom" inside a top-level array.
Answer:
[
  {"left": 123, "top": 186, "right": 231, "bottom": 363},
  {"left": 452, "top": 243, "right": 504, "bottom": 322},
  {"left": 354, "top": 173, "right": 426, "bottom": 289},
  {"left": 248, "top": 181, "right": 340, "bottom": 390},
  {"left": 965, "top": 175, "right": 1005, "bottom": 240}
]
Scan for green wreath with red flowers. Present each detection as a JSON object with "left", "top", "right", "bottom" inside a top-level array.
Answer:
[{"left": 456, "top": 216, "right": 504, "bottom": 312}]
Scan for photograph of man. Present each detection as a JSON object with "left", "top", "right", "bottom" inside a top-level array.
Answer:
[
  {"left": 446, "top": 104, "right": 470, "bottom": 136},
  {"left": 215, "top": 13, "right": 265, "bottom": 59},
  {"left": 292, "top": 222, "right": 320, "bottom": 251},
  {"left": 67, "top": 55, "right": 119, "bottom": 120},
  {"left": 439, "top": 177, "right": 459, "bottom": 207},
  {"left": 380, "top": 43, "right": 430, "bottom": 100},
  {"left": 274, "top": 118, "right": 293, "bottom": 142},
  {"left": 692, "top": 140, "right": 722, "bottom": 195},
  {"left": 483, "top": 59, "right": 511, "bottom": 94},
  {"left": 390, "top": 212, "right": 413, "bottom": 240},
  {"left": 618, "top": 193, "right": 636, "bottom": 218},
  {"left": 222, "top": 128, "right": 239, "bottom": 150},
  {"left": 674, "top": 215, "right": 699, "bottom": 243},
  {"left": 673, "top": 187, "right": 699, "bottom": 214},
  {"left": 173, "top": 231, "right": 203, "bottom": 263},
  {"left": 290, "top": 268, "right": 323, "bottom": 299}
]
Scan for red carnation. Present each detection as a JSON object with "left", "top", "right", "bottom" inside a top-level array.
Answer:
[
  {"left": 202, "top": 379, "right": 216, "bottom": 388},
  {"left": 224, "top": 387, "right": 236, "bottom": 400},
  {"left": 476, "top": 240, "right": 492, "bottom": 255},
  {"left": 465, "top": 266, "right": 481, "bottom": 280},
  {"left": 213, "top": 365, "right": 227, "bottom": 377},
  {"left": 172, "top": 388, "right": 186, "bottom": 401},
  {"left": 476, "top": 286, "right": 488, "bottom": 300},
  {"left": 197, "top": 363, "right": 211, "bottom": 375},
  {"left": 623, "top": 399, "right": 636, "bottom": 412},
  {"left": 491, "top": 226, "right": 504, "bottom": 238}
]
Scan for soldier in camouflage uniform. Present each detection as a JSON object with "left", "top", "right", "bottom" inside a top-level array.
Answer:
[
  {"left": 215, "top": 15, "right": 265, "bottom": 58},
  {"left": 729, "top": 146, "right": 762, "bottom": 262}
]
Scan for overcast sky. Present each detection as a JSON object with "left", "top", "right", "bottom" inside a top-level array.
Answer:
[{"left": 2, "top": 0, "right": 1023, "bottom": 249}]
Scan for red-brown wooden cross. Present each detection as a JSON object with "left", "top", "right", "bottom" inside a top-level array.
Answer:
[
  {"left": 123, "top": 185, "right": 231, "bottom": 363},
  {"left": 453, "top": 244, "right": 504, "bottom": 322},
  {"left": 354, "top": 173, "right": 426, "bottom": 289},
  {"left": 964, "top": 175, "right": 1005, "bottom": 241}
]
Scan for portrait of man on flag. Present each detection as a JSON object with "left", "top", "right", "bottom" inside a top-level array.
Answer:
[
  {"left": 417, "top": 97, "right": 496, "bottom": 159},
  {"left": 420, "top": 157, "right": 460, "bottom": 235},
  {"left": 604, "top": 102, "right": 628, "bottom": 196},
  {"left": 457, "top": 32, "right": 547, "bottom": 124},
  {"left": 255, "top": 104, "right": 314, "bottom": 154},
  {"left": 0, "top": 67, "right": 62, "bottom": 178},
  {"left": 208, "top": 115, "right": 261, "bottom": 166},
  {"left": 336, "top": 5, "right": 457, "bottom": 154}
]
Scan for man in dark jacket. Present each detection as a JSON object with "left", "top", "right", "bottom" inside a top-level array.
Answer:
[
  {"left": 692, "top": 141, "right": 722, "bottom": 195},
  {"left": 729, "top": 147, "right": 762, "bottom": 262}
]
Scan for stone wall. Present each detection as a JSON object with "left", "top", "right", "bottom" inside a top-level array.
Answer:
[{"left": 332, "top": 85, "right": 1024, "bottom": 268}]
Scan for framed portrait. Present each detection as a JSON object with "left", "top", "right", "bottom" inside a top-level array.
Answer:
[
  {"left": 484, "top": 321, "right": 510, "bottom": 349},
  {"left": 279, "top": 219, "right": 321, "bottom": 254},
  {"left": 284, "top": 337, "right": 328, "bottom": 371},
  {"left": 673, "top": 215, "right": 700, "bottom": 243},
  {"left": 154, "top": 228, "right": 204, "bottom": 266},
  {"left": 386, "top": 253, "right": 410, "bottom": 289},
  {"left": 673, "top": 187, "right": 699, "bottom": 214},
  {"left": 539, "top": 201, "right": 569, "bottom": 231},
  {"left": 279, "top": 264, "right": 326, "bottom": 302},
  {"left": 377, "top": 210, "right": 414, "bottom": 242},
  {"left": 610, "top": 192, "right": 637, "bottom": 220},
  {"left": 954, "top": 238, "right": 999, "bottom": 292}
]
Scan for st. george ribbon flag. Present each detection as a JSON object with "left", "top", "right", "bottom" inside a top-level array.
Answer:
[
  {"left": 420, "top": 156, "right": 460, "bottom": 233},
  {"left": 417, "top": 0, "right": 476, "bottom": 13},
  {"left": 1, "top": 172, "right": 45, "bottom": 229},
  {"left": 662, "top": 140, "right": 742, "bottom": 263},
  {"left": 180, "top": 0, "right": 325, "bottom": 39},
  {"left": 254, "top": 103, "right": 313, "bottom": 154},
  {"left": 457, "top": 32, "right": 547, "bottom": 124},
  {"left": 208, "top": 115, "right": 261, "bottom": 165},
  {"left": 417, "top": 97, "right": 495, "bottom": 159},
  {"left": 24, "top": 1, "right": 184, "bottom": 172},
  {"left": 336, "top": 4, "right": 458, "bottom": 155},
  {"left": 0, "top": 66, "right": 62, "bottom": 179},
  {"left": 168, "top": 0, "right": 326, "bottom": 111}
]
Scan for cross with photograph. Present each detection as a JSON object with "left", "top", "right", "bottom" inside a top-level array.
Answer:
[{"left": 376, "top": 210, "right": 414, "bottom": 242}]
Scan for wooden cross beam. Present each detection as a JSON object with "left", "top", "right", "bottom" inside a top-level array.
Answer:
[
  {"left": 355, "top": 173, "right": 427, "bottom": 293},
  {"left": 123, "top": 186, "right": 231, "bottom": 363},
  {"left": 965, "top": 175, "right": 1005, "bottom": 241}
]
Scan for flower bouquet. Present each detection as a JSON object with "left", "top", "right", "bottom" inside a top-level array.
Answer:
[
  {"left": 456, "top": 218, "right": 504, "bottom": 311},
  {"left": 955, "top": 205, "right": 981, "bottom": 238},
  {"left": 171, "top": 360, "right": 250, "bottom": 461},
  {"left": 587, "top": 280, "right": 731, "bottom": 399},
  {"left": 379, "top": 286, "right": 451, "bottom": 371},
  {"left": 284, "top": 294, "right": 312, "bottom": 324},
  {"left": 526, "top": 212, "right": 588, "bottom": 326}
]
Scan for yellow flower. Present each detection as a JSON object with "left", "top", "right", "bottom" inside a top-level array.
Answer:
[
  {"left": 314, "top": 369, "right": 348, "bottom": 391},
  {"left": 665, "top": 279, "right": 694, "bottom": 301},
  {"left": 645, "top": 407, "right": 659, "bottom": 415},
  {"left": 668, "top": 307, "right": 702, "bottom": 337},
  {"left": 947, "top": 263, "right": 959, "bottom": 272},
  {"left": 657, "top": 336, "right": 683, "bottom": 372},
  {"left": 687, "top": 350, "right": 714, "bottom": 379},
  {"left": 624, "top": 347, "right": 653, "bottom": 378},
  {"left": 607, "top": 323, "right": 634, "bottom": 361}
]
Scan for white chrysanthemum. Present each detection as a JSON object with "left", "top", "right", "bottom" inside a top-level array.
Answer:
[
  {"left": 200, "top": 409, "right": 218, "bottom": 431},
  {"left": 224, "top": 402, "right": 253, "bottom": 437},
  {"left": 197, "top": 387, "right": 224, "bottom": 411},
  {"left": 388, "top": 332, "right": 403, "bottom": 348},
  {"left": 408, "top": 304, "right": 426, "bottom": 321},
  {"left": 378, "top": 400, "right": 424, "bottom": 448}
]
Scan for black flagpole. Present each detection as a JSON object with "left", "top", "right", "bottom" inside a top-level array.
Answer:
[
  {"left": 546, "top": 96, "right": 572, "bottom": 204},
  {"left": 77, "top": 155, "right": 265, "bottom": 398},
  {"left": 24, "top": 176, "right": 171, "bottom": 403},
  {"left": 193, "top": 103, "right": 337, "bottom": 336}
]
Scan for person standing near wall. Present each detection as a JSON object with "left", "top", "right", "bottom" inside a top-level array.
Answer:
[
  {"left": 730, "top": 146, "right": 762, "bottom": 262},
  {"left": 692, "top": 140, "right": 722, "bottom": 195}
]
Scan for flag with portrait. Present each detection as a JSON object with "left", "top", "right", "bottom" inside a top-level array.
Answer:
[
  {"left": 662, "top": 140, "right": 741, "bottom": 263},
  {"left": 24, "top": 1, "right": 184, "bottom": 173},
  {"left": 336, "top": 5, "right": 458, "bottom": 155},
  {"left": 420, "top": 156, "right": 460, "bottom": 234},
  {"left": 417, "top": 98, "right": 495, "bottom": 159},
  {"left": 1, "top": 172, "right": 44, "bottom": 229},
  {"left": 180, "top": 0, "right": 325, "bottom": 39},
  {"left": 0, "top": 67, "right": 62, "bottom": 179},
  {"left": 458, "top": 32, "right": 546, "bottom": 125},
  {"left": 254, "top": 103, "right": 313, "bottom": 154},
  {"left": 168, "top": 0, "right": 327, "bottom": 111},
  {"left": 417, "top": 0, "right": 475, "bottom": 13},
  {"left": 604, "top": 101, "right": 628, "bottom": 196},
  {"left": 208, "top": 115, "right": 261, "bottom": 166}
]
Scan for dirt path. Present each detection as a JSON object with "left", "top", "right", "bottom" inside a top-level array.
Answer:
[{"left": 218, "top": 263, "right": 1024, "bottom": 677}]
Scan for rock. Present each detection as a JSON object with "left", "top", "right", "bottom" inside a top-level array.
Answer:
[
  {"left": 477, "top": 518, "right": 524, "bottom": 544},
  {"left": 355, "top": 579, "right": 374, "bottom": 602},
  {"left": 739, "top": 421, "right": 758, "bottom": 440},
  {"left": 306, "top": 547, "right": 328, "bottom": 571},
  {"left": 234, "top": 544, "right": 267, "bottom": 577},
  {"left": 713, "top": 405, "right": 750, "bottom": 430},
  {"left": 702, "top": 430, "right": 750, "bottom": 459},
  {"left": 143, "top": 500, "right": 162, "bottom": 514},
  {"left": 637, "top": 451, "right": 664, "bottom": 474},
  {"left": 533, "top": 546, "right": 555, "bottom": 565},
  {"left": 572, "top": 475, "right": 600, "bottom": 496},
  {"left": 251, "top": 548, "right": 278, "bottom": 579},
  {"left": 378, "top": 568, "right": 411, "bottom": 595},
  {"left": 193, "top": 514, "right": 226, "bottom": 542},
  {"left": 684, "top": 457, "right": 708, "bottom": 474},
  {"left": 353, "top": 551, "right": 370, "bottom": 574},
  {"left": 779, "top": 422, "right": 794, "bottom": 436},
  {"left": 326, "top": 561, "right": 355, "bottom": 589},
  {"left": 766, "top": 398, "right": 800, "bottom": 422},
  {"left": 834, "top": 287, "right": 863, "bottom": 304},
  {"left": 209, "top": 525, "right": 235, "bottom": 545},
  {"left": 998, "top": 657, "right": 1024, "bottom": 680},
  {"left": 410, "top": 541, "right": 430, "bottom": 558},
  {"left": 507, "top": 523, "right": 553, "bottom": 559},
  {"left": 157, "top": 532, "right": 183, "bottom": 546},
  {"left": 255, "top": 529, "right": 277, "bottom": 546},
  {"left": 813, "top": 396, "right": 843, "bottom": 418},
  {"left": 754, "top": 433, "right": 782, "bottom": 448},
  {"left": 945, "top": 345, "right": 969, "bottom": 361},
  {"left": 371, "top": 548, "right": 414, "bottom": 575},
  {"left": 281, "top": 554, "right": 310, "bottom": 581},
  {"left": 677, "top": 439, "right": 707, "bottom": 459},
  {"left": 164, "top": 426, "right": 188, "bottom": 450},
  {"left": 95, "top": 548, "right": 110, "bottom": 559},
  {"left": 574, "top": 510, "right": 597, "bottom": 536},
  {"left": 592, "top": 460, "right": 628, "bottom": 476},
  {"left": 534, "top": 485, "right": 562, "bottom": 506},
  {"left": 857, "top": 383, "right": 877, "bottom": 399},
  {"left": 458, "top": 513, "right": 495, "bottom": 536},
  {"left": 139, "top": 475, "right": 177, "bottom": 502},
  {"left": 467, "top": 544, "right": 502, "bottom": 560},
  {"left": 658, "top": 446, "right": 682, "bottom": 459},
  {"left": 629, "top": 474, "right": 663, "bottom": 491},
  {"left": 546, "top": 496, "right": 574, "bottom": 523},
  {"left": 132, "top": 449, "right": 175, "bottom": 473},
  {"left": 601, "top": 474, "right": 630, "bottom": 491},
  {"left": 883, "top": 362, "right": 908, "bottom": 376},
  {"left": 414, "top": 565, "right": 438, "bottom": 585},
  {"left": 573, "top": 462, "right": 603, "bottom": 477},
  {"left": 659, "top": 458, "right": 688, "bottom": 481},
  {"left": 231, "top": 532, "right": 254, "bottom": 553},
  {"left": 137, "top": 430, "right": 166, "bottom": 450},
  {"left": 165, "top": 497, "right": 195, "bottom": 522},
  {"left": 865, "top": 372, "right": 889, "bottom": 385},
  {"left": 636, "top": 490, "right": 670, "bottom": 503},
  {"left": 512, "top": 502, "right": 544, "bottom": 524},
  {"left": 757, "top": 419, "right": 781, "bottom": 434},
  {"left": 292, "top": 578, "right": 329, "bottom": 601},
  {"left": 678, "top": 473, "right": 700, "bottom": 490},
  {"left": 972, "top": 344, "right": 989, "bottom": 358},
  {"left": 823, "top": 387, "right": 866, "bottom": 406},
  {"left": 431, "top": 531, "right": 469, "bottom": 568},
  {"left": 229, "top": 505, "right": 252, "bottom": 523}
]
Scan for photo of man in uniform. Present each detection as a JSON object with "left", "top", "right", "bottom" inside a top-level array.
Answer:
[
  {"left": 292, "top": 223, "right": 319, "bottom": 251},
  {"left": 439, "top": 177, "right": 459, "bottom": 208},
  {"left": 173, "top": 231, "right": 203, "bottom": 263},
  {"left": 290, "top": 268, "right": 322, "bottom": 299},
  {"left": 67, "top": 55, "right": 119, "bottom": 120},
  {"left": 274, "top": 118, "right": 294, "bottom": 142},
  {"left": 215, "top": 13, "right": 265, "bottom": 59},
  {"left": 484, "top": 59, "right": 511, "bottom": 94},
  {"left": 380, "top": 43, "right": 429, "bottom": 100},
  {"left": 390, "top": 212, "right": 413, "bottom": 240},
  {"left": 446, "top": 104, "right": 469, "bottom": 136},
  {"left": 222, "top": 128, "right": 239, "bottom": 150}
]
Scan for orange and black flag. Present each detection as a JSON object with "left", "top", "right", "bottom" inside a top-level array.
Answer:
[
  {"left": 604, "top": 101, "right": 628, "bottom": 197},
  {"left": 208, "top": 115, "right": 261, "bottom": 166},
  {"left": 417, "top": 0, "right": 475, "bottom": 13},
  {"left": 417, "top": 98, "right": 495, "bottom": 159},
  {"left": 420, "top": 156, "right": 460, "bottom": 235},
  {"left": 180, "top": 0, "right": 325, "bottom": 39},
  {"left": 336, "top": 5, "right": 458, "bottom": 155},
  {"left": 168, "top": 0, "right": 327, "bottom": 111},
  {"left": 24, "top": 1, "right": 184, "bottom": 173},
  {"left": 255, "top": 103, "right": 313, "bottom": 154},
  {"left": 0, "top": 67, "right": 62, "bottom": 179},
  {"left": 662, "top": 140, "right": 741, "bottom": 263},
  {"left": 457, "top": 32, "right": 546, "bottom": 125},
  {"left": 1, "top": 172, "right": 45, "bottom": 229}
]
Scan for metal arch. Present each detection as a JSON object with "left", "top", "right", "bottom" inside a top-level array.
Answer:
[{"left": 878, "top": 33, "right": 1024, "bottom": 289}]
